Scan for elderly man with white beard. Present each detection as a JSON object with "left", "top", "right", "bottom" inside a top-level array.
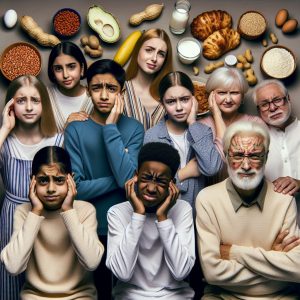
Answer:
[
  {"left": 196, "top": 121, "right": 300, "bottom": 300},
  {"left": 253, "top": 79, "right": 300, "bottom": 196}
]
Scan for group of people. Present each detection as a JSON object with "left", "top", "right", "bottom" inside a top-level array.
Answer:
[{"left": 0, "top": 26, "right": 299, "bottom": 300}]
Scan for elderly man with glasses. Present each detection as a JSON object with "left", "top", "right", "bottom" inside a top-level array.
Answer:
[
  {"left": 253, "top": 79, "right": 300, "bottom": 197},
  {"left": 196, "top": 120, "right": 300, "bottom": 299}
]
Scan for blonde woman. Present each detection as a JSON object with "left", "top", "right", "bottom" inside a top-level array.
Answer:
[{"left": 123, "top": 28, "right": 173, "bottom": 130}]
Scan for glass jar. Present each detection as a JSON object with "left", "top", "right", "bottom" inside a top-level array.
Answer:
[{"left": 169, "top": 0, "right": 191, "bottom": 35}]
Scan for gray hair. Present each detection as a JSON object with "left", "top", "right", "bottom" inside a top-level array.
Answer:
[
  {"left": 223, "top": 121, "right": 270, "bottom": 154},
  {"left": 252, "top": 79, "right": 288, "bottom": 104},
  {"left": 206, "top": 67, "right": 249, "bottom": 95}
]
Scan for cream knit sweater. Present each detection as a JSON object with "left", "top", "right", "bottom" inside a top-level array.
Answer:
[
  {"left": 1, "top": 201, "right": 104, "bottom": 300},
  {"left": 196, "top": 179, "right": 300, "bottom": 299}
]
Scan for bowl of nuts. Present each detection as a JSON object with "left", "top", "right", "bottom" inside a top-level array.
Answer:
[
  {"left": 260, "top": 45, "right": 296, "bottom": 79},
  {"left": 0, "top": 42, "right": 42, "bottom": 81},
  {"left": 53, "top": 8, "right": 81, "bottom": 38}
]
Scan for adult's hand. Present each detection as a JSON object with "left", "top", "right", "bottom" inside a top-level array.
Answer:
[
  {"left": 271, "top": 229, "right": 300, "bottom": 252},
  {"left": 273, "top": 176, "right": 300, "bottom": 195}
]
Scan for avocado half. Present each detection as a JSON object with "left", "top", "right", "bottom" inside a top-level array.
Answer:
[{"left": 87, "top": 5, "right": 121, "bottom": 43}]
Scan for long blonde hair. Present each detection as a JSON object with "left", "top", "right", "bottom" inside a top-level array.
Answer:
[
  {"left": 5, "top": 75, "right": 57, "bottom": 137},
  {"left": 126, "top": 28, "right": 173, "bottom": 100}
]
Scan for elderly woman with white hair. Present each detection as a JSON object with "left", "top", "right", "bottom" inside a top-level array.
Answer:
[{"left": 200, "top": 67, "right": 265, "bottom": 184}]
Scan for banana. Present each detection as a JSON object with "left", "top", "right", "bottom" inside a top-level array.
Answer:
[{"left": 114, "top": 30, "right": 143, "bottom": 66}]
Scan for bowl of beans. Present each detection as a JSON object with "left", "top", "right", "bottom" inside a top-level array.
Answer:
[
  {"left": 53, "top": 8, "right": 81, "bottom": 38},
  {"left": 0, "top": 42, "right": 42, "bottom": 81}
]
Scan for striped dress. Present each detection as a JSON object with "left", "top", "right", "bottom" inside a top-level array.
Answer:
[
  {"left": 123, "top": 80, "right": 165, "bottom": 131},
  {"left": 0, "top": 133, "right": 63, "bottom": 300}
]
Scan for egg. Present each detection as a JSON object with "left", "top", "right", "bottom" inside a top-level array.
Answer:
[
  {"left": 3, "top": 9, "right": 18, "bottom": 29},
  {"left": 275, "top": 9, "right": 289, "bottom": 27}
]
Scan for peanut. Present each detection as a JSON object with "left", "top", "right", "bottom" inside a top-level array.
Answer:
[
  {"left": 270, "top": 32, "right": 278, "bottom": 44},
  {"left": 204, "top": 61, "right": 224, "bottom": 74},
  {"left": 129, "top": 3, "right": 164, "bottom": 26}
]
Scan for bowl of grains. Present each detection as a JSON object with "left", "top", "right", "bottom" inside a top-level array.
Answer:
[
  {"left": 237, "top": 11, "right": 267, "bottom": 40},
  {"left": 260, "top": 45, "right": 296, "bottom": 79},
  {"left": 0, "top": 42, "right": 41, "bottom": 81},
  {"left": 53, "top": 8, "right": 81, "bottom": 38},
  {"left": 192, "top": 79, "right": 210, "bottom": 117}
]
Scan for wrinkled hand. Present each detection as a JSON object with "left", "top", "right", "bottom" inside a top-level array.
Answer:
[
  {"left": 178, "top": 158, "right": 201, "bottom": 182},
  {"left": 61, "top": 174, "right": 77, "bottom": 212},
  {"left": 187, "top": 97, "right": 198, "bottom": 125},
  {"left": 1, "top": 98, "right": 15, "bottom": 133},
  {"left": 106, "top": 94, "right": 124, "bottom": 125},
  {"left": 208, "top": 91, "right": 222, "bottom": 117},
  {"left": 126, "top": 176, "right": 145, "bottom": 215},
  {"left": 220, "top": 244, "right": 232, "bottom": 260},
  {"left": 156, "top": 181, "right": 179, "bottom": 222},
  {"left": 272, "top": 229, "right": 300, "bottom": 252},
  {"left": 29, "top": 176, "right": 44, "bottom": 215},
  {"left": 273, "top": 176, "right": 300, "bottom": 195},
  {"left": 65, "top": 111, "right": 89, "bottom": 126}
]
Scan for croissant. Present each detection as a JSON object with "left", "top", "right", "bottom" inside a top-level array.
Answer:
[
  {"left": 191, "top": 10, "right": 232, "bottom": 41},
  {"left": 202, "top": 28, "right": 241, "bottom": 59}
]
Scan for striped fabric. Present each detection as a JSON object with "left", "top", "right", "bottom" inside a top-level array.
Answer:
[
  {"left": 0, "top": 133, "right": 63, "bottom": 300},
  {"left": 123, "top": 80, "right": 165, "bottom": 131}
]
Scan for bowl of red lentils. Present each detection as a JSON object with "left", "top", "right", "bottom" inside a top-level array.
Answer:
[
  {"left": 0, "top": 42, "right": 42, "bottom": 81},
  {"left": 53, "top": 8, "right": 81, "bottom": 38}
]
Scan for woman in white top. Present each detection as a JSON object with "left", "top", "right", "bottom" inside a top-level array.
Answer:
[
  {"left": 0, "top": 75, "right": 63, "bottom": 300},
  {"left": 123, "top": 28, "right": 173, "bottom": 130},
  {"left": 47, "top": 41, "right": 93, "bottom": 132}
]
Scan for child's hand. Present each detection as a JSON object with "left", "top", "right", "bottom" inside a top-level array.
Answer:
[
  {"left": 126, "top": 176, "right": 145, "bottom": 215},
  {"left": 106, "top": 93, "right": 124, "bottom": 125},
  {"left": 187, "top": 97, "right": 198, "bottom": 125},
  {"left": 29, "top": 176, "right": 44, "bottom": 215},
  {"left": 61, "top": 174, "right": 77, "bottom": 212},
  {"left": 2, "top": 99, "right": 16, "bottom": 133},
  {"left": 156, "top": 181, "right": 179, "bottom": 222}
]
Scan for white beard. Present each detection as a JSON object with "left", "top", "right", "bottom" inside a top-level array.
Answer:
[
  {"left": 227, "top": 165, "right": 265, "bottom": 190},
  {"left": 267, "top": 102, "right": 291, "bottom": 127}
]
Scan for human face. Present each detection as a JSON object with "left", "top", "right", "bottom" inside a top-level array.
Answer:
[
  {"left": 13, "top": 85, "right": 42, "bottom": 125},
  {"left": 88, "top": 73, "right": 121, "bottom": 115},
  {"left": 35, "top": 164, "right": 68, "bottom": 211},
  {"left": 52, "top": 53, "right": 83, "bottom": 90},
  {"left": 137, "top": 38, "right": 167, "bottom": 75},
  {"left": 227, "top": 133, "right": 266, "bottom": 191},
  {"left": 163, "top": 85, "right": 193, "bottom": 123},
  {"left": 137, "top": 161, "right": 172, "bottom": 208},
  {"left": 256, "top": 83, "right": 291, "bottom": 128},
  {"left": 214, "top": 84, "right": 242, "bottom": 115}
]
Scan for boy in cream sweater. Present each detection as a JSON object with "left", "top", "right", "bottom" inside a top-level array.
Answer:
[{"left": 1, "top": 146, "right": 104, "bottom": 300}]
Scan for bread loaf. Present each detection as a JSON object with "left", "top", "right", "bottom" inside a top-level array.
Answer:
[
  {"left": 190, "top": 10, "right": 232, "bottom": 41},
  {"left": 203, "top": 28, "right": 241, "bottom": 59}
]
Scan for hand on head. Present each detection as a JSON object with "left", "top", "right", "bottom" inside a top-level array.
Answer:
[
  {"left": 125, "top": 175, "right": 145, "bottom": 215},
  {"left": 2, "top": 98, "right": 16, "bottom": 132},
  {"left": 29, "top": 175, "right": 44, "bottom": 215},
  {"left": 186, "top": 97, "right": 198, "bottom": 125},
  {"left": 156, "top": 180, "right": 179, "bottom": 222},
  {"left": 208, "top": 91, "right": 222, "bottom": 117},
  {"left": 106, "top": 93, "right": 124, "bottom": 125},
  {"left": 61, "top": 174, "right": 77, "bottom": 212}
]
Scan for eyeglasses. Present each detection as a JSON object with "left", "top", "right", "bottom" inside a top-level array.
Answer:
[
  {"left": 257, "top": 96, "right": 288, "bottom": 112},
  {"left": 227, "top": 153, "right": 266, "bottom": 165}
]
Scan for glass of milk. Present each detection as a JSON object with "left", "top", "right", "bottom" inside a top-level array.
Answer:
[
  {"left": 169, "top": 0, "right": 191, "bottom": 34},
  {"left": 177, "top": 37, "right": 202, "bottom": 64}
]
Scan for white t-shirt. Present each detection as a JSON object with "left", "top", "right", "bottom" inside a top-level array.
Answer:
[
  {"left": 52, "top": 86, "right": 88, "bottom": 121},
  {"left": 169, "top": 131, "right": 189, "bottom": 168}
]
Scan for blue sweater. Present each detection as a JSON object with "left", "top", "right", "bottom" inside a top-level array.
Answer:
[
  {"left": 64, "top": 115, "right": 144, "bottom": 235},
  {"left": 144, "top": 119, "right": 222, "bottom": 211}
]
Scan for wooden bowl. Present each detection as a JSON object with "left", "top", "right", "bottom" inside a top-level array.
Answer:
[
  {"left": 0, "top": 42, "right": 41, "bottom": 81},
  {"left": 260, "top": 45, "right": 296, "bottom": 79},
  {"left": 238, "top": 10, "right": 267, "bottom": 40}
]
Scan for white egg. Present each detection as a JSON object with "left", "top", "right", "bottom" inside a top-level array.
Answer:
[{"left": 3, "top": 9, "right": 18, "bottom": 29}]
